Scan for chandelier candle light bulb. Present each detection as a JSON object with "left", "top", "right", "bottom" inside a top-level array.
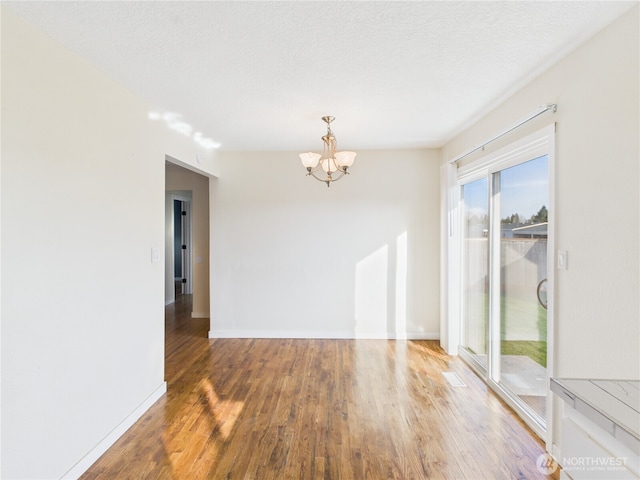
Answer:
[{"left": 299, "top": 116, "right": 356, "bottom": 187}]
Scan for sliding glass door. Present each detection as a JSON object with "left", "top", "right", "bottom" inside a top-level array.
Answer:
[
  {"left": 461, "top": 178, "right": 489, "bottom": 368},
  {"left": 456, "top": 126, "right": 554, "bottom": 436},
  {"left": 493, "top": 156, "right": 548, "bottom": 422}
]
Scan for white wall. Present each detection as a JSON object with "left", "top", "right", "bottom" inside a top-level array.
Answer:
[
  {"left": 210, "top": 149, "right": 440, "bottom": 339},
  {"left": 441, "top": 4, "right": 639, "bottom": 444},
  {"left": 0, "top": 9, "right": 217, "bottom": 479}
]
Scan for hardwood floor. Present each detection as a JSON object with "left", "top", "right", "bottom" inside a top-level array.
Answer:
[{"left": 80, "top": 294, "right": 559, "bottom": 479}]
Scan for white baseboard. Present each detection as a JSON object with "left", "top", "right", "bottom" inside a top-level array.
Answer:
[
  {"left": 405, "top": 332, "right": 440, "bottom": 340},
  {"left": 61, "top": 382, "right": 167, "bottom": 480},
  {"left": 191, "top": 312, "right": 210, "bottom": 319},
  {"left": 208, "top": 329, "right": 439, "bottom": 340}
]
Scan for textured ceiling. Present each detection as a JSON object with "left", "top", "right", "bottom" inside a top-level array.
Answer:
[{"left": 5, "top": 1, "right": 636, "bottom": 151}]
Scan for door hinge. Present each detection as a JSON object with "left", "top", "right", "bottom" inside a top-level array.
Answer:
[
  {"left": 182, "top": 278, "right": 187, "bottom": 284},
  {"left": 181, "top": 211, "right": 187, "bottom": 216},
  {"left": 182, "top": 245, "right": 187, "bottom": 250}
]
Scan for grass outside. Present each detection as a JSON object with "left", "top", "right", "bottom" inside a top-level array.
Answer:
[
  {"left": 466, "top": 292, "right": 547, "bottom": 367},
  {"left": 501, "top": 294, "right": 547, "bottom": 367},
  {"left": 501, "top": 340, "right": 547, "bottom": 367}
]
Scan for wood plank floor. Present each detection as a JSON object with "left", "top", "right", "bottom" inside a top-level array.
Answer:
[{"left": 80, "top": 294, "right": 559, "bottom": 479}]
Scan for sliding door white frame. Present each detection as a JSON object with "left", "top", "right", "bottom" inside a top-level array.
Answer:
[{"left": 445, "top": 123, "right": 556, "bottom": 449}]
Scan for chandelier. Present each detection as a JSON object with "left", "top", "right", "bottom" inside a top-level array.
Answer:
[{"left": 299, "top": 116, "right": 357, "bottom": 187}]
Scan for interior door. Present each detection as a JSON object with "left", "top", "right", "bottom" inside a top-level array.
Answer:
[{"left": 180, "top": 200, "right": 192, "bottom": 295}]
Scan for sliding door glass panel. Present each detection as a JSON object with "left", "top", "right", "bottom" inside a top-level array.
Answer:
[
  {"left": 461, "top": 178, "right": 489, "bottom": 368},
  {"left": 494, "top": 155, "right": 548, "bottom": 421}
]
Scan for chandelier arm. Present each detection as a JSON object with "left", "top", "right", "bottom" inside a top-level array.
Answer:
[
  {"left": 308, "top": 164, "right": 324, "bottom": 175},
  {"left": 308, "top": 170, "right": 346, "bottom": 182},
  {"left": 308, "top": 171, "right": 328, "bottom": 182},
  {"left": 329, "top": 171, "right": 346, "bottom": 182},
  {"left": 308, "top": 169, "right": 347, "bottom": 187}
]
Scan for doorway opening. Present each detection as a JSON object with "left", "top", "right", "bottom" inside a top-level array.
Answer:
[
  {"left": 165, "top": 191, "right": 192, "bottom": 306},
  {"left": 165, "top": 160, "right": 211, "bottom": 321}
]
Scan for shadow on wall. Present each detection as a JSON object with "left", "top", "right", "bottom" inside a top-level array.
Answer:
[{"left": 354, "top": 231, "right": 408, "bottom": 338}]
